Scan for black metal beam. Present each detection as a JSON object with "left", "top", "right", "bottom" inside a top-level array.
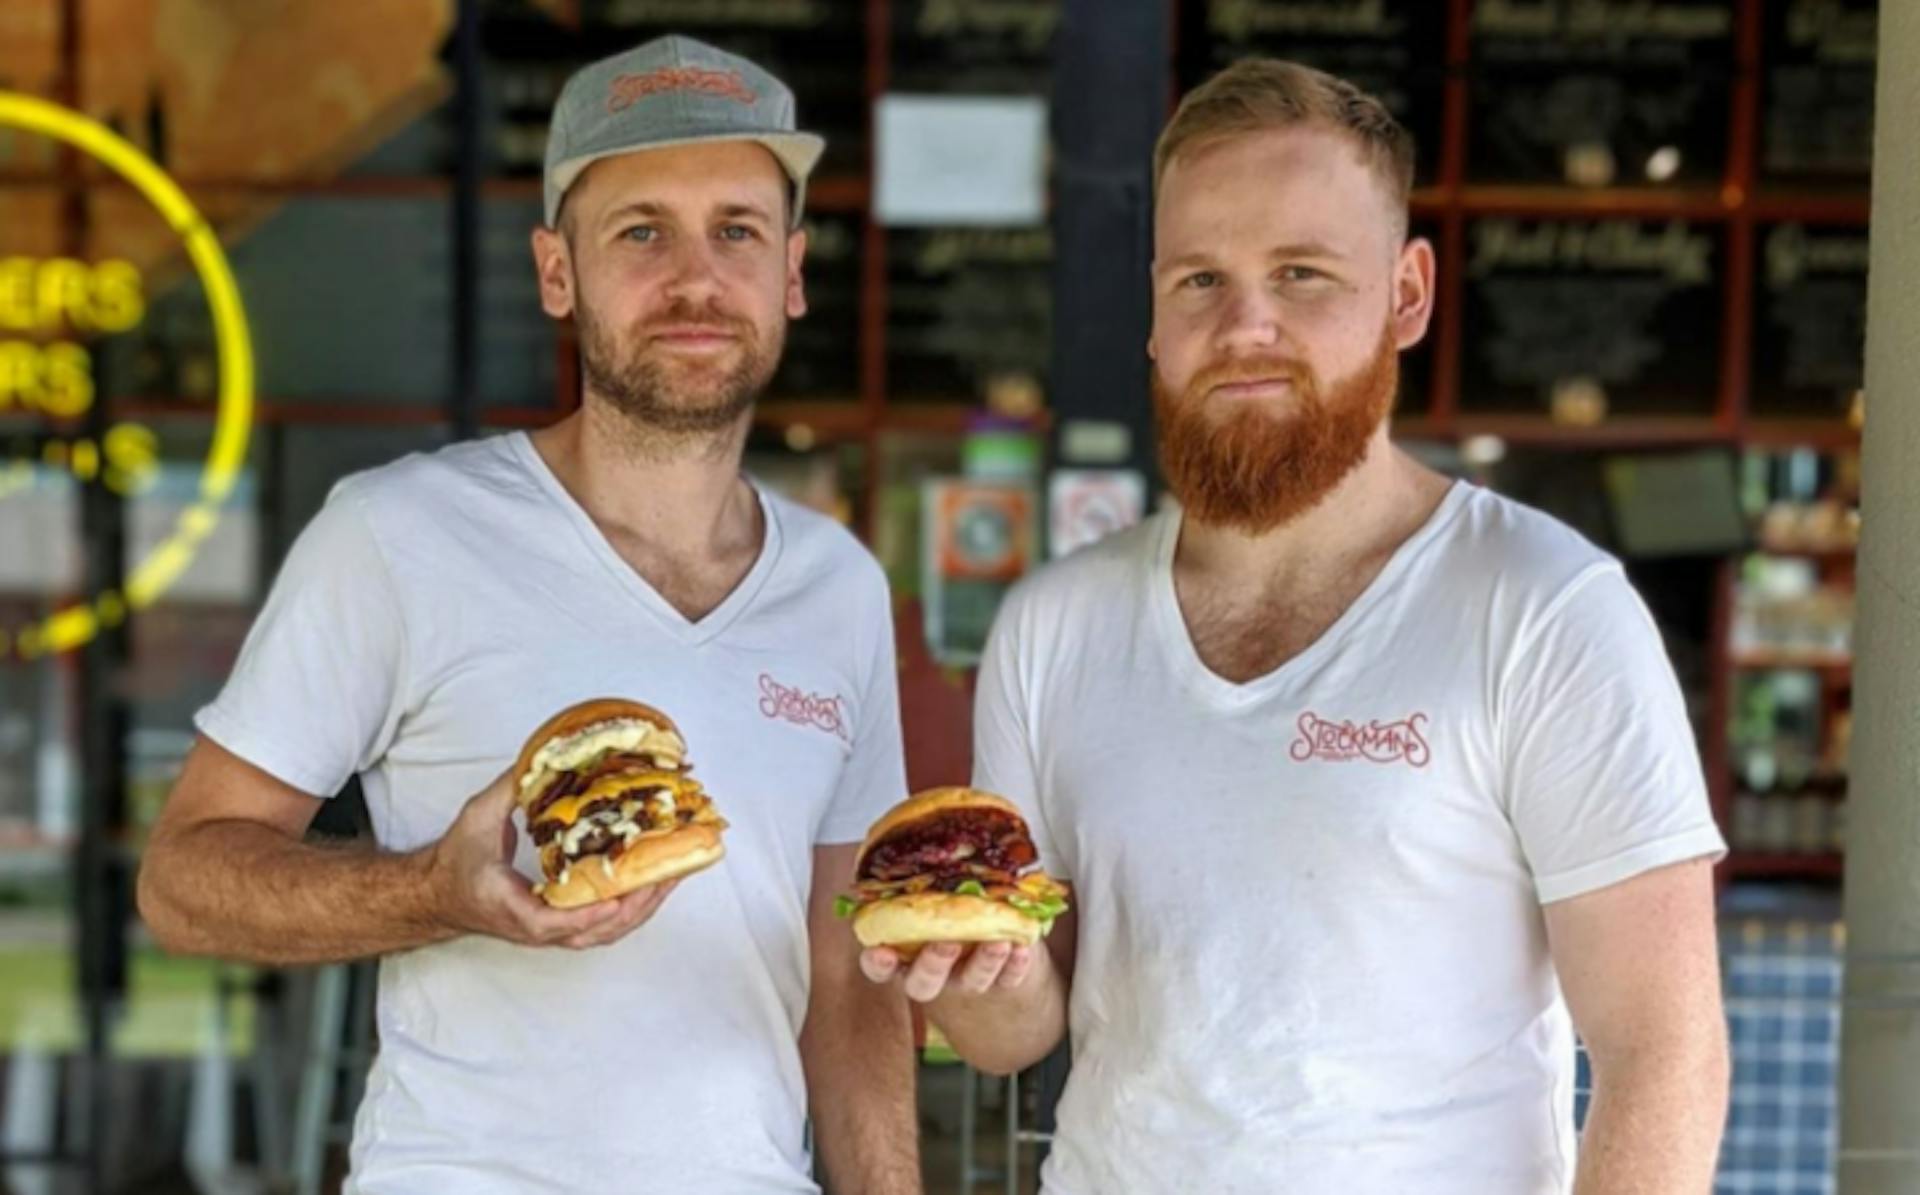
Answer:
[
  {"left": 50, "top": 0, "right": 131, "bottom": 1188},
  {"left": 76, "top": 384, "right": 131, "bottom": 1193},
  {"left": 451, "top": 0, "right": 484, "bottom": 440},
  {"left": 1049, "top": 0, "right": 1169, "bottom": 483},
  {"left": 1036, "top": 0, "right": 1171, "bottom": 1151}
]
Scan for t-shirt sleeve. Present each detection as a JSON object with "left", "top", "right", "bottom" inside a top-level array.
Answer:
[
  {"left": 815, "top": 576, "right": 909, "bottom": 845},
  {"left": 971, "top": 588, "right": 1070, "bottom": 881},
  {"left": 193, "top": 483, "right": 409, "bottom": 798},
  {"left": 1503, "top": 564, "right": 1727, "bottom": 904}
]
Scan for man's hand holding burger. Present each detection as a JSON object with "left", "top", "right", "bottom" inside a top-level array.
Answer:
[
  {"left": 860, "top": 936, "right": 1045, "bottom": 1002},
  {"left": 846, "top": 788, "right": 1075, "bottom": 1075},
  {"left": 860, "top": 931, "right": 1074, "bottom": 1076},
  {"left": 426, "top": 767, "right": 678, "bottom": 949},
  {"left": 427, "top": 695, "right": 733, "bottom": 947}
]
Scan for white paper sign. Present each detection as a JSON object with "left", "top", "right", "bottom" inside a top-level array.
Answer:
[{"left": 876, "top": 94, "right": 1048, "bottom": 227}]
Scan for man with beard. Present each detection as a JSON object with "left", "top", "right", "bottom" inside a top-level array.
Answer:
[
  {"left": 860, "top": 60, "right": 1730, "bottom": 1193},
  {"left": 138, "top": 37, "right": 918, "bottom": 1194}
]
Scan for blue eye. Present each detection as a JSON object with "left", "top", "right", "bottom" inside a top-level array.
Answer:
[
  {"left": 719, "top": 225, "right": 755, "bottom": 242},
  {"left": 1278, "top": 266, "right": 1324, "bottom": 283},
  {"left": 623, "top": 226, "right": 657, "bottom": 243},
  {"left": 1183, "top": 271, "right": 1220, "bottom": 290}
]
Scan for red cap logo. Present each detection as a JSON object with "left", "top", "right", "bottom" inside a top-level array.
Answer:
[{"left": 608, "top": 67, "right": 758, "bottom": 113}]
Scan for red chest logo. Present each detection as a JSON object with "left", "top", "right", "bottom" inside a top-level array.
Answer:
[
  {"left": 758, "top": 673, "right": 851, "bottom": 743},
  {"left": 1289, "top": 712, "right": 1431, "bottom": 768}
]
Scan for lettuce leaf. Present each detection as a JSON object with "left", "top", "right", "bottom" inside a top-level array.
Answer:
[
  {"left": 954, "top": 879, "right": 988, "bottom": 897},
  {"left": 1007, "top": 893, "right": 1070, "bottom": 929},
  {"left": 833, "top": 895, "right": 859, "bottom": 920}
]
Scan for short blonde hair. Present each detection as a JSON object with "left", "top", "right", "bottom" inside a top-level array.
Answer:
[{"left": 1154, "top": 59, "right": 1415, "bottom": 236}]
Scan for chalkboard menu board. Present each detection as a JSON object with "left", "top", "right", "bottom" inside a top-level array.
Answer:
[
  {"left": 1178, "top": 0, "right": 1446, "bottom": 185},
  {"left": 1468, "top": 0, "right": 1734, "bottom": 185},
  {"left": 484, "top": 0, "right": 868, "bottom": 178},
  {"left": 891, "top": 0, "right": 1058, "bottom": 95},
  {"left": 1461, "top": 218, "right": 1722, "bottom": 416},
  {"left": 1751, "top": 222, "right": 1867, "bottom": 418},
  {"left": 771, "top": 214, "right": 863, "bottom": 400},
  {"left": 1762, "top": 0, "right": 1877, "bottom": 183},
  {"left": 886, "top": 227, "right": 1052, "bottom": 402},
  {"left": 477, "top": 198, "right": 560, "bottom": 407}
]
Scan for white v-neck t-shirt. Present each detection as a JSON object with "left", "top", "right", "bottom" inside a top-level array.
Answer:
[
  {"left": 973, "top": 483, "right": 1725, "bottom": 1195},
  {"left": 196, "top": 432, "right": 906, "bottom": 1193}
]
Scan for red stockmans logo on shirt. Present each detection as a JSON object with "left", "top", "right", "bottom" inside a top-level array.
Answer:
[
  {"left": 1289, "top": 712, "right": 1431, "bottom": 768},
  {"left": 759, "top": 673, "right": 851, "bottom": 743}
]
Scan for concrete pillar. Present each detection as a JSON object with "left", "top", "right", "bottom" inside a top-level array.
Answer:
[{"left": 1836, "top": 5, "right": 1920, "bottom": 1189}]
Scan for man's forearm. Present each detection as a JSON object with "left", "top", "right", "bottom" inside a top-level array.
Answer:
[
  {"left": 138, "top": 820, "right": 458, "bottom": 965},
  {"left": 801, "top": 977, "right": 922, "bottom": 1194},
  {"left": 1574, "top": 1043, "right": 1729, "bottom": 1194}
]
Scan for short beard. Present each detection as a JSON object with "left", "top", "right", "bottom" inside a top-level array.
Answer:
[
  {"left": 575, "top": 292, "right": 784, "bottom": 438},
  {"left": 1153, "top": 324, "right": 1398, "bottom": 534}
]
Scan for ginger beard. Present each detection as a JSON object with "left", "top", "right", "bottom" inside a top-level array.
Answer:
[
  {"left": 1153, "top": 321, "right": 1400, "bottom": 533},
  {"left": 575, "top": 291, "right": 785, "bottom": 435}
]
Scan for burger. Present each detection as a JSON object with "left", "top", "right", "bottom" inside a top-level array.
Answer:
[
  {"left": 514, "top": 698, "right": 728, "bottom": 908},
  {"left": 836, "top": 787, "right": 1070, "bottom": 956}
]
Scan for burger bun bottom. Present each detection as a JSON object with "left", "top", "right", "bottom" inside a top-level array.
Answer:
[
  {"left": 538, "top": 824, "right": 725, "bottom": 909},
  {"left": 851, "top": 892, "right": 1043, "bottom": 959}
]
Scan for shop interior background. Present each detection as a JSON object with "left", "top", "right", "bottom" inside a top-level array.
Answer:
[{"left": 0, "top": 0, "right": 1874, "bottom": 1191}]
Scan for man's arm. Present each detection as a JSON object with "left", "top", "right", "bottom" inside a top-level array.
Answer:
[
  {"left": 1546, "top": 857, "right": 1729, "bottom": 1194},
  {"left": 876, "top": 570, "right": 1072, "bottom": 1077},
  {"left": 859, "top": 909, "right": 1075, "bottom": 1078},
  {"left": 800, "top": 843, "right": 921, "bottom": 1194},
  {"left": 136, "top": 737, "right": 672, "bottom": 965}
]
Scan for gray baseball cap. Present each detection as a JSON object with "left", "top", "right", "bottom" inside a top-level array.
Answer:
[{"left": 543, "top": 34, "right": 825, "bottom": 229}]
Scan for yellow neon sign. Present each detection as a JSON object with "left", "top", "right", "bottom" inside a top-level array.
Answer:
[{"left": 0, "top": 92, "right": 254, "bottom": 660}]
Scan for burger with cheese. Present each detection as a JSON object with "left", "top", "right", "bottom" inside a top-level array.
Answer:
[
  {"left": 514, "top": 698, "right": 727, "bottom": 908},
  {"left": 837, "top": 787, "right": 1069, "bottom": 956}
]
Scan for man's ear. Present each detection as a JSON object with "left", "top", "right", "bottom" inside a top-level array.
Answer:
[
  {"left": 532, "top": 224, "right": 576, "bottom": 319},
  {"left": 1391, "top": 235, "right": 1436, "bottom": 352},
  {"left": 785, "top": 227, "right": 809, "bottom": 320}
]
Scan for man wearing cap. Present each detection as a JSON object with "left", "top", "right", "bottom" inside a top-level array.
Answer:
[{"left": 138, "top": 36, "right": 920, "bottom": 1193}]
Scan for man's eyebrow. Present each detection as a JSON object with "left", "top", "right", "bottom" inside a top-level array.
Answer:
[
  {"left": 599, "top": 200, "right": 669, "bottom": 228},
  {"left": 716, "top": 202, "right": 777, "bottom": 223},
  {"left": 1265, "top": 240, "right": 1347, "bottom": 260},
  {"left": 1156, "top": 251, "right": 1217, "bottom": 274},
  {"left": 1154, "top": 241, "right": 1348, "bottom": 273}
]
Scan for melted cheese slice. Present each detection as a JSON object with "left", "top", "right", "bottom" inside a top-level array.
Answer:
[
  {"left": 1016, "top": 873, "right": 1069, "bottom": 901},
  {"left": 535, "top": 771, "right": 698, "bottom": 828}
]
